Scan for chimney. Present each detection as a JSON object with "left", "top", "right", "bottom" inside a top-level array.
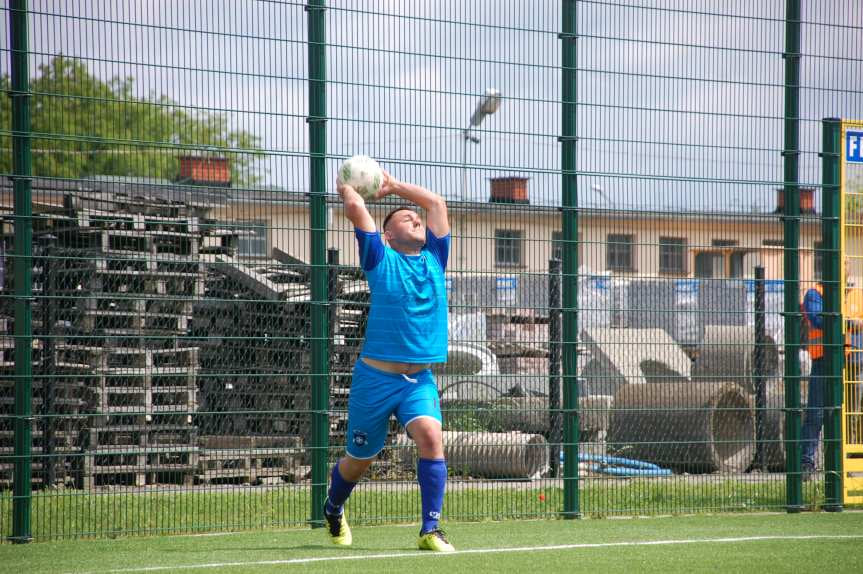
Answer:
[
  {"left": 776, "top": 187, "right": 815, "bottom": 214},
  {"left": 489, "top": 176, "right": 529, "bottom": 204},
  {"left": 178, "top": 154, "right": 231, "bottom": 187}
]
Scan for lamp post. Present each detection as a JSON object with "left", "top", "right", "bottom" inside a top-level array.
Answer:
[
  {"left": 460, "top": 88, "right": 502, "bottom": 201},
  {"left": 590, "top": 184, "right": 613, "bottom": 207},
  {"left": 455, "top": 88, "right": 501, "bottom": 292}
]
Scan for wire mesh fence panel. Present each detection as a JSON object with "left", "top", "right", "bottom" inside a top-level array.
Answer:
[{"left": 0, "top": 0, "right": 861, "bottom": 541}]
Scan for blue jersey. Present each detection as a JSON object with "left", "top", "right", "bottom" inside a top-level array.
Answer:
[{"left": 355, "top": 227, "right": 449, "bottom": 363}]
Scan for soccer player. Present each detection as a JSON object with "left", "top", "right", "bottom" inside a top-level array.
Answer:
[{"left": 325, "top": 170, "right": 454, "bottom": 552}]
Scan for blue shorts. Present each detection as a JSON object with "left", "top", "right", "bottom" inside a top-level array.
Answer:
[{"left": 345, "top": 359, "right": 442, "bottom": 459}]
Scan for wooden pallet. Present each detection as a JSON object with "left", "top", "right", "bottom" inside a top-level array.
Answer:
[
  {"left": 0, "top": 393, "right": 85, "bottom": 414},
  {"left": 0, "top": 460, "right": 68, "bottom": 489},
  {"left": 62, "top": 205, "right": 201, "bottom": 234},
  {"left": 64, "top": 194, "right": 200, "bottom": 219},
  {"left": 195, "top": 436, "right": 303, "bottom": 484},
  {"left": 80, "top": 445, "right": 199, "bottom": 488},
  {"left": 86, "top": 384, "right": 197, "bottom": 415},
  {"left": 75, "top": 309, "right": 193, "bottom": 333},
  {"left": 0, "top": 337, "right": 43, "bottom": 368},
  {"left": 56, "top": 254, "right": 205, "bottom": 279},
  {"left": 0, "top": 429, "right": 80, "bottom": 451},
  {"left": 84, "top": 424, "right": 197, "bottom": 449},
  {"left": 70, "top": 228, "right": 201, "bottom": 257},
  {"left": 54, "top": 345, "right": 199, "bottom": 371},
  {"left": 87, "top": 412, "right": 193, "bottom": 428},
  {"left": 0, "top": 444, "right": 80, "bottom": 489},
  {"left": 74, "top": 296, "right": 195, "bottom": 318}
]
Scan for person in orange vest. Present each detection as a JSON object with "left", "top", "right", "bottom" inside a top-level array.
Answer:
[
  {"left": 801, "top": 282, "right": 824, "bottom": 480},
  {"left": 845, "top": 282, "right": 863, "bottom": 444},
  {"left": 802, "top": 276, "right": 863, "bottom": 480}
]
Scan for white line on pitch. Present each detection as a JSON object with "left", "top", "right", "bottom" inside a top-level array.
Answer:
[{"left": 68, "top": 534, "right": 863, "bottom": 573}]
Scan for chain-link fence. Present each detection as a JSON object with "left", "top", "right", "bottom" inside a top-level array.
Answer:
[{"left": 1, "top": 0, "right": 861, "bottom": 541}]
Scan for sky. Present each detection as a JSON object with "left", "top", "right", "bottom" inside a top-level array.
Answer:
[{"left": 1, "top": 0, "right": 861, "bottom": 212}]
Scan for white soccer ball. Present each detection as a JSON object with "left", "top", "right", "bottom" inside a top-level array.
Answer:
[{"left": 338, "top": 155, "right": 384, "bottom": 201}]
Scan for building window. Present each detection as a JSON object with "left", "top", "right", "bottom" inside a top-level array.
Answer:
[
  {"left": 763, "top": 239, "right": 784, "bottom": 247},
  {"left": 237, "top": 220, "right": 268, "bottom": 258},
  {"left": 659, "top": 237, "right": 686, "bottom": 274},
  {"left": 713, "top": 239, "right": 743, "bottom": 278},
  {"left": 606, "top": 234, "right": 634, "bottom": 271},
  {"left": 695, "top": 252, "right": 721, "bottom": 278},
  {"left": 495, "top": 230, "right": 523, "bottom": 266},
  {"left": 729, "top": 252, "right": 744, "bottom": 278},
  {"left": 814, "top": 241, "right": 824, "bottom": 280}
]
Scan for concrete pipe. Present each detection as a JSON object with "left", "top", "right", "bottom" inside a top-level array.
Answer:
[
  {"left": 691, "top": 326, "right": 779, "bottom": 394},
  {"left": 608, "top": 381, "right": 755, "bottom": 474},
  {"left": 393, "top": 431, "right": 549, "bottom": 479}
]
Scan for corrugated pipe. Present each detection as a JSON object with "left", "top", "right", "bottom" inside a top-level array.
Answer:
[{"left": 394, "top": 431, "right": 549, "bottom": 479}]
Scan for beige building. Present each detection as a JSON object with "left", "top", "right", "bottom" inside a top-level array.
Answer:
[
  {"left": 211, "top": 185, "right": 823, "bottom": 286},
  {"left": 0, "top": 175, "right": 824, "bottom": 286}
]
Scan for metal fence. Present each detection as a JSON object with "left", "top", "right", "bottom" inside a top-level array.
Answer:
[{"left": 1, "top": 0, "right": 861, "bottom": 541}]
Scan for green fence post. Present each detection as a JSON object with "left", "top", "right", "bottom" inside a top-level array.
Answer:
[
  {"left": 782, "top": 0, "right": 804, "bottom": 513},
  {"left": 561, "top": 0, "right": 580, "bottom": 519},
  {"left": 821, "top": 117, "right": 843, "bottom": 511},
  {"left": 307, "top": 0, "right": 329, "bottom": 528},
  {"left": 9, "top": 0, "right": 34, "bottom": 544}
]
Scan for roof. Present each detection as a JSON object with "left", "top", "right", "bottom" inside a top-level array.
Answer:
[{"left": 0, "top": 176, "right": 823, "bottom": 226}]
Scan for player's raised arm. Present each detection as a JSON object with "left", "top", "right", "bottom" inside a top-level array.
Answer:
[
  {"left": 337, "top": 178, "right": 376, "bottom": 233},
  {"left": 376, "top": 171, "right": 449, "bottom": 238}
]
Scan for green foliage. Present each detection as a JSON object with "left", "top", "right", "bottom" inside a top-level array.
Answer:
[
  {"left": 1, "top": 56, "right": 263, "bottom": 185},
  {"left": 443, "top": 403, "right": 507, "bottom": 433}
]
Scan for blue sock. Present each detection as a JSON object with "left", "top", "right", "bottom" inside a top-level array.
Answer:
[
  {"left": 417, "top": 458, "right": 447, "bottom": 534},
  {"left": 325, "top": 463, "right": 357, "bottom": 516}
]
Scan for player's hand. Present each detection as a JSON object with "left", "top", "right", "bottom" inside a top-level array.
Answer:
[
  {"left": 374, "top": 170, "right": 398, "bottom": 200},
  {"left": 336, "top": 177, "right": 357, "bottom": 199}
]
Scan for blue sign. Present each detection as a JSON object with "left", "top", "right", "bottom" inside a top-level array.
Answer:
[
  {"left": 496, "top": 277, "right": 518, "bottom": 290},
  {"left": 848, "top": 130, "right": 863, "bottom": 163},
  {"left": 589, "top": 277, "right": 610, "bottom": 290},
  {"left": 744, "top": 279, "right": 784, "bottom": 294},
  {"left": 674, "top": 279, "right": 699, "bottom": 294}
]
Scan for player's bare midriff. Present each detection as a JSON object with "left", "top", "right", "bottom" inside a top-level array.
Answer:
[{"left": 361, "top": 357, "right": 430, "bottom": 375}]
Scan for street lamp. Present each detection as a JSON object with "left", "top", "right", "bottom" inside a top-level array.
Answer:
[
  {"left": 591, "top": 184, "right": 614, "bottom": 207},
  {"left": 461, "top": 88, "right": 502, "bottom": 200}
]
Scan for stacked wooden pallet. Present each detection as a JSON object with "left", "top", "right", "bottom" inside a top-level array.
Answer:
[
  {"left": 195, "top": 435, "right": 306, "bottom": 484},
  {"left": 193, "top": 256, "right": 311, "bottom": 440},
  {"left": 47, "top": 204, "right": 206, "bottom": 487},
  {"left": 192, "top": 254, "right": 371, "bottom": 452},
  {"left": 49, "top": 345, "right": 199, "bottom": 488},
  {"left": 7, "top": 196, "right": 208, "bottom": 488},
  {"left": 0, "top": 312, "right": 86, "bottom": 488}
]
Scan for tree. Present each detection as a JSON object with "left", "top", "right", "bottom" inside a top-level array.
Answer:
[{"left": 1, "top": 56, "right": 263, "bottom": 186}]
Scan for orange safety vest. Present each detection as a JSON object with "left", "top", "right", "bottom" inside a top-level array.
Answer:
[
  {"left": 802, "top": 284, "right": 823, "bottom": 360},
  {"left": 846, "top": 288, "right": 863, "bottom": 358}
]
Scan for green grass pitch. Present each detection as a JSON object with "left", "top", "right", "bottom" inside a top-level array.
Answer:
[{"left": 2, "top": 512, "right": 863, "bottom": 573}]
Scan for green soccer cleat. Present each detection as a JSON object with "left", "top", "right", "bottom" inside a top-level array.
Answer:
[
  {"left": 417, "top": 528, "right": 455, "bottom": 552},
  {"left": 325, "top": 510, "right": 352, "bottom": 546}
]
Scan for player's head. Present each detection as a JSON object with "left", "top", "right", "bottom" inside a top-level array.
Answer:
[{"left": 382, "top": 207, "right": 425, "bottom": 251}]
